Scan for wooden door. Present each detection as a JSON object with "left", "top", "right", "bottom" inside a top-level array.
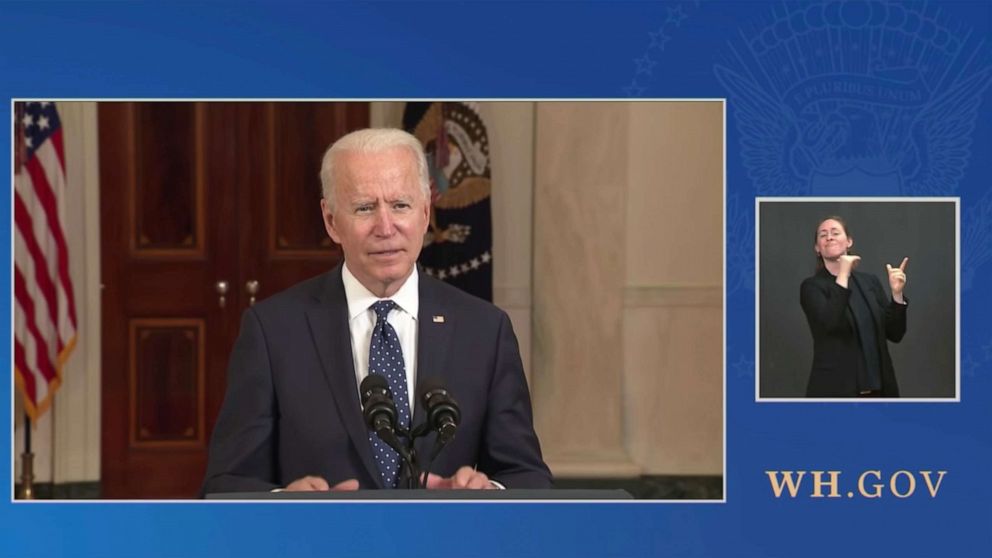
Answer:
[
  {"left": 241, "top": 103, "right": 369, "bottom": 300},
  {"left": 100, "top": 102, "right": 367, "bottom": 498}
]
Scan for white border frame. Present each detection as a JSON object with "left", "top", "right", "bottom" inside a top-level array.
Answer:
[
  {"left": 11, "top": 98, "right": 728, "bottom": 504},
  {"left": 754, "top": 196, "right": 961, "bottom": 403}
]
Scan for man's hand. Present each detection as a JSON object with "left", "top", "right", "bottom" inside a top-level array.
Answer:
[
  {"left": 886, "top": 257, "right": 908, "bottom": 303},
  {"left": 284, "top": 476, "right": 359, "bottom": 492},
  {"left": 425, "top": 466, "right": 496, "bottom": 490}
]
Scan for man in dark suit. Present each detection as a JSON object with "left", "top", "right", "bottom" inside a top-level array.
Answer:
[{"left": 202, "top": 129, "right": 550, "bottom": 494}]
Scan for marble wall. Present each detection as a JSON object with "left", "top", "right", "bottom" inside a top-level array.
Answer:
[
  {"left": 531, "top": 103, "right": 640, "bottom": 476},
  {"left": 623, "top": 102, "right": 723, "bottom": 475},
  {"left": 531, "top": 101, "right": 724, "bottom": 477}
]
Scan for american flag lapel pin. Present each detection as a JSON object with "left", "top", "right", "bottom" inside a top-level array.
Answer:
[{"left": 432, "top": 315, "right": 445, "bottom": 323}]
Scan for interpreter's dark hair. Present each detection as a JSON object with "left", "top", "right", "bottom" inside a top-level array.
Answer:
[{"left": 814, "top": 215, "right": 851, "bottom": 270}]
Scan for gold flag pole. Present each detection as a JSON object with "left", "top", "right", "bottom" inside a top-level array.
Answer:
[
  {"left": 13, "top": 105, "right": 33, "bottom": 500},
  {"left": 17, "top": 412, "right": 35, "bottom": 500}
]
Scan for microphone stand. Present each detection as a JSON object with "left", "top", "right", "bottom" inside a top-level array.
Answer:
[
  {"left": 393, "top": 425, "right": 421, "bottom": 489},
  {"left": 407, "top": 422, "right": 456, "bottom": 488}
]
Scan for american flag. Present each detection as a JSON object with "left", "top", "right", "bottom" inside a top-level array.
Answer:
[{"left": 14, "top": 101, "right": 78, "bottom": 421}]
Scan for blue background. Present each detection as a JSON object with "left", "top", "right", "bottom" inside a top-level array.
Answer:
[{"left": 3, "top": 1, "right": 990, "bottom": 556}]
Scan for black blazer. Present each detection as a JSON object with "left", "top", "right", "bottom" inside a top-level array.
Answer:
[
  {"left": 799, "top": 268, "right": 907, "bottom": 397},
  {"left": 202, "top": 265, "right": 551, "bottom": 494}
]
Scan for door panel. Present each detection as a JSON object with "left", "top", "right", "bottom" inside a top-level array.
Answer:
[
  {"left": 129, "top": 319, "right": 205, "bottom": 447},
  {"left": 131, "top": 103, "right": 203, "bottom": 252}
]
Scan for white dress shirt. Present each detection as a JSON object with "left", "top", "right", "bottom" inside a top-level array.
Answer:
[
  {"left": 340, "top": 263, "right": 504, "bottom": 489},
  {"left": 341, "top": 262, "right": 418, "bottom": 412}
]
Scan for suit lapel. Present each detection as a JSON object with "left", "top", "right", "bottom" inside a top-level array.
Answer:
[
  {"left": 413, "top": 272, "right": 454, "bottom": 461},
  {"left": 306, "top": 266, "right": 383, "bottom": 488}
]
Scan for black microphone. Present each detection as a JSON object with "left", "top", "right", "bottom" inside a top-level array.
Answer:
[
  {"left": 361, "top": 374, "right": 419, "bottom": 488},
  {"left": 418, "top": 378, "right": 461, "bottom": 445},
  {"left": 360, "top": 375, "right": 399, "bottom": 445}
]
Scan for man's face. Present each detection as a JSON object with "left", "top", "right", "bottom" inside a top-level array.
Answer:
[
  {"left": 814, "top": 218, "right": 852, "bottom": 261},
  {"left": 321, "top": 147, "right": 430, "bottom": 297}
]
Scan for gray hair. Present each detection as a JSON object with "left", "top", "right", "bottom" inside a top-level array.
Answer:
[{"left": 319, "top": 128, "right": 431, "bottom": 213}]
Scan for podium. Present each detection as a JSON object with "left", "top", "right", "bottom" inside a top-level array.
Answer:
[{"left": 205, "top": 489, "right": 632, "bottom": 500}]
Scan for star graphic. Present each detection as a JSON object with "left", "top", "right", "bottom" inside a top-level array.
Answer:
[
  {"left": 623, "top": 79, "right": 646, "bottom": 97},
  {"left": 22, "top": 113, "right": 33, "bottom": 127},
  {"left": 634, "top": 54, "right": 657, "bottom": 76},
  {"left": 962, "top": 354, "right": 979, "bottom": 377},
  {"left": 666, "top": 5, "right": 688, "bottom": 27},
  {"left": 732, "top": 354, "right": 754, "bottom": 378},
  {"left": 481, "top": 251, "right": 491, "bottom": 264},
  {"left": 38, "top": 116, "right": 50, "bottom": 130},
  {"left": 648, "top": 28, "right": 671, "bottom": 51}
]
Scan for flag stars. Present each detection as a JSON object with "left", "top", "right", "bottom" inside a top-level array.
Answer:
[
  {"left": 37, "top": 116, "right": 50, "bottom": 130},
  {"left": 424, "top": 253, "right": 490, "bottom": 280},
  {"left": 22, "top": 114, "right": 33, "bottom": 128}
]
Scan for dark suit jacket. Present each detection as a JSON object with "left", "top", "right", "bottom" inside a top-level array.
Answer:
[
  {"left": 201, "top": 265, "right": 551, "bottom": 494},
  {"left": 799, "top": 268, "right": 907, "bottom": 397}
]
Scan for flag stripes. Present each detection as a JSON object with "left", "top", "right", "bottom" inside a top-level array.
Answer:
[{"left": 14, "top": 102, "right": 77, "bottom": 420}]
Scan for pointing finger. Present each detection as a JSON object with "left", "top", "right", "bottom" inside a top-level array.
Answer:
[
  {"left": 886, "top": 264, "right": 893, "bottom": 273},
  {"left": 899, "top": 257, "right": 909, "bottom": 271}
]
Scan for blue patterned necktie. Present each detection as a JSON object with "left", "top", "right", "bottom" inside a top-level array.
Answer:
[{"left": 367, "top": 300, "right": 411, "bottom": 488}]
